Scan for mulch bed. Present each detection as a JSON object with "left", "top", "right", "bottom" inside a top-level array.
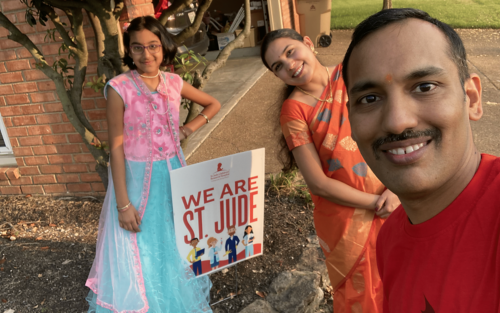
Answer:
[{"left": 0, "top": 184, "right": 330, "bottom": 313}]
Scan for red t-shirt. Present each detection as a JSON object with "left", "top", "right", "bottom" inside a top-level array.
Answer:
[{"left": 377, "top": 154, "right": 500, "bottom": 312}]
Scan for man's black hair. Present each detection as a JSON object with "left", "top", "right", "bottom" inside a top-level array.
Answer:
[
  {"left": 123, "top": 15, "right": 177, "bottom": 69},
  {"left": 342, "top": 8, "right": 469, "bottom": 89},
  {"left": 190, "top": 238, "right": 199, "bottom": 243}
]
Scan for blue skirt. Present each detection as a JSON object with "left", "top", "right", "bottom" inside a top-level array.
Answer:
[{"left": 87, "top": 157, "right": 212, "bottom": 312}]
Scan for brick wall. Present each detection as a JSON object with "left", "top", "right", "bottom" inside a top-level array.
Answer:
[
  {"left": 280, "top": 0, "right": 300, "bottom": 32},
  {"left": 0, "top": 0, "right": 153, "bottom": 196}
]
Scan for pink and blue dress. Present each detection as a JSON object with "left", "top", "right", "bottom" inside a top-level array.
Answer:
[{"left": 86, "top": 70, "right": 212, "bottom": 313}]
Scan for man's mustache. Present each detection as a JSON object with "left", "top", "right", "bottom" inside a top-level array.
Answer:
[{"left": 371, "top": 128, "right": 442, "bottom": 159}]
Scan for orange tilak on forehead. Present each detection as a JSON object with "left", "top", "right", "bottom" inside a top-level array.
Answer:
[{"left": 385, "top": 74, "right": 393, "bottom": 83}]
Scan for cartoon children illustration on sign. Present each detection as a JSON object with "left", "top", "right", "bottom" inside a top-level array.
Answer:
[
  {"left": 186, "top": 238, "right": 204, "bottom": 276},
  {"left": 242, "top": 225, "right": 255, "bottom": 258},
  {"left": 207, "top": 237, "right": 222, "bottom": 270},
  {"left": 225, "top": 225, "right": 240, "bottom": 264}
]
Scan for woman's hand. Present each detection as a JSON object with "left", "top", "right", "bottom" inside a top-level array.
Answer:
[
  {"left": 118, "top": 205, "right": 141, "bottom": 232},
  {"left": 375, "top": 189, "right": 401, "bottom": 219}
]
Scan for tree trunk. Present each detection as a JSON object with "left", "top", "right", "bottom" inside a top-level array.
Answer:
[{"left": 382, "top": 0, "right": 393, "bottom": 10}]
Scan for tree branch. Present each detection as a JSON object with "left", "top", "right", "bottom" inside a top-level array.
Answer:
[
  {"left": 67, "top": 8, "right": 97, "bottom": 136},
  {"left": 44, "top": 0, "right": 93, "bottom": 12},
  {"left": 86, "top": 11, "right": 105, "bottom": 58},
  {"left": 113, "top": 1, "right": 125, "bottom": 20},
  {"left": 173, "top": 0, "right": 212, "bottom": 45},
  {"left": 44, "top": 5, "right": 76, "bottom": 48},
  {"left": 158, "top": 0, "right": 194, "bottom": 25},
  {"left": 0, "top": 12, "right": 58, "bottom": 80},
  {"left": 92, "top": 3, "right": 126, "bottom": 76},
  {"left": 194, "top": 0, "right": 250, "bottom": 90},
  {"left": 186, "top": 0, "right": 250, "bottom": 125}
]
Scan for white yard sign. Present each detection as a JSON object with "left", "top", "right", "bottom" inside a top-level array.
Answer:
[{"left": 171, "top": 149, "right": 265, "bottom": 277}]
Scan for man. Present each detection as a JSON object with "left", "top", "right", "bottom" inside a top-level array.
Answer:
[
  {"left": 342, "top": 8, "right": 500, "bottom": 312},
  {"left": 225, "top": 225, "right": 240, "bottom": 264},
  {"left": 186, "top": 238, "right": 204, "bottom": 276}
]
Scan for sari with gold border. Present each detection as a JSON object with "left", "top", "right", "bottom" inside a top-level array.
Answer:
[{"left": 280, "top": 64, "right": 384, "bottom": 312}]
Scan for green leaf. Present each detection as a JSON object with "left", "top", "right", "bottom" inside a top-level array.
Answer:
[
  {"left": 180, "top": 53, "right": 188, "bottom": 59},
  {"left": 26, "top": 12, "right": 36, "bottom": 27},
  {"left": 174, "top": 64, "right": 182, "bottom": 69}
]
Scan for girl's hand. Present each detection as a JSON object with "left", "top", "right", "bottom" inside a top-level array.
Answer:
[
  {"left": 118, "top": 205, "right": 141, "bottom": 232},
  {"left": 375, "top": 189, "right": 401, "bottom": 219},
  {"left": 179, "top": 126, "right": 193, "bottom": 141}
]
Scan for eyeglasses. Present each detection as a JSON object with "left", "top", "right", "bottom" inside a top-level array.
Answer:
[{"left": 130, "top": 44, "right": 162, "bottom": 55}]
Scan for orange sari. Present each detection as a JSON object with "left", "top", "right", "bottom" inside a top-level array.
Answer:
[{"left": 280, "top": 64, "right": 384, "bottom": 313}]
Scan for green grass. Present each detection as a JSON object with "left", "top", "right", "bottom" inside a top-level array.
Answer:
[{"left": 331, "top": 0, "right": 500, "bottom": 29}]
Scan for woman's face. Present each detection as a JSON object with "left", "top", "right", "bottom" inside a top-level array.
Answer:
[
  {"left": 264, "top": 36, "right": 317, "bottom": 86},
  {"left": 246, "top": 227, "right": 252, "bottom": 234},
  {"left": 211, "top": 240, "right": 217, "bottom": 247},
  {"left": 128, "top": 28, "right": 164, "bottom": 75}
]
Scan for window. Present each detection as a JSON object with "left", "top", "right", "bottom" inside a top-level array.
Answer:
[{"left": 0, "top": 113, "right": 17, "bottom": 167}]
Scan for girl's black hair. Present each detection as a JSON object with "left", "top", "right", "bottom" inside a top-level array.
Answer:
[
  {"left": 260, "top": 29, "right": 305, "bottom": 172},
  {"left": 123, "top": 16, "right": 178, "bottom": 69},
  {"left": 243, "top": 225, "right": 253, "bottom": 238}
]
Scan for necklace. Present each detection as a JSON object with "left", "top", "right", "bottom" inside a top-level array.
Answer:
[
  {"left": 140, "top": 69, "right": 160, "bottom": 79},
  {"left": 295, "top": 67, "right": 333, "bottom": 103},
  {"left": 151, "top": 101, "right": 169, "bottom": 115}
]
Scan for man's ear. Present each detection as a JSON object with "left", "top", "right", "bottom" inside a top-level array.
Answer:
[
  {"left": 466, "top": 73, "right": 483, "bottom": 121},
  {"left": 303, "top": 36, "right": 314, "bottom": 49}
]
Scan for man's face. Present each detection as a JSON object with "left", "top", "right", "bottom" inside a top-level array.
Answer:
[
  {"left": 346, "top": 19, "right": 482, "bottom": 198},
  {"left": 191, "top": 239, "right": 198, "bottom": 247},
  {"left": 228, "top": 228, "right": 235, "bottom": 236}
]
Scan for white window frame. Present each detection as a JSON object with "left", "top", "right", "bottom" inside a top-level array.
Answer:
[{"left": 0, "top": 112, "right": 18, "bottom": 167}]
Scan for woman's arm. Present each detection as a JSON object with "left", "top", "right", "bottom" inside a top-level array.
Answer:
[
  {"left": 179, "top": 82, "right": 221, "bottom": 139},
  {"left": 293, "top": 143, "right": 379, "bottom": 209},
  {"left": 107, "top": 87, "right": 141, "bottom": 232}
]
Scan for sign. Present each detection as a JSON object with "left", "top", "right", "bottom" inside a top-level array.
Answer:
[{"left": 171, "top": 149, "right": 265, "bottom": 277}]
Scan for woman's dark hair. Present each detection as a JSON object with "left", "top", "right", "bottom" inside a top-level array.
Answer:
[
  {"left": 342, "top": 8, "right": 469, "bottom": 89},
  {"left": 260, "top": 29, "right": 305, "bottom": 172},
  {"left": 243, "top": 225, "right": 253, "bottom": 239},
  {"left": 123, "top": 16, "right": 177, "bottom": 70}
]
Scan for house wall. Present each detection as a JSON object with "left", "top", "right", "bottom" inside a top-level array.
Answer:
[{"left": 0, "top": 0, "right": 153, "bottom": 196}]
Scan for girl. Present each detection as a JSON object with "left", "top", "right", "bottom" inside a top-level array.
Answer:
[
  {"left": 206, "top": 237, "right": 221, "bottom": 270},
  {"left": 242, "top": 225, "right": 254, "bottom": 258},
  {"left": 260, "top": 29, "right": 400, "bottom": 313},
  {"left": 86, "top": 16, "right": 220, "bottom": 312}
]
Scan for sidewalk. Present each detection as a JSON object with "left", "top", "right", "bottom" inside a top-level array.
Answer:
[
  {"left": 187, "top": 30, "right": 500, "bottom": 173},
  {"left": 180, "top": 50, "right": 268, "bottom": 159}
]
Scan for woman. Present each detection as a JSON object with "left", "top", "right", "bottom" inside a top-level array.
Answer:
[{"left": 261, "top": 29, "right": 400, "bottom": 313}]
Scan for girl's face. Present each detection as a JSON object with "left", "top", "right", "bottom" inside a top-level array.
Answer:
[
  {"left": 246, "top": 227, "right": 252, "bottom": 234},
  {"left": 128, "top": 29, "right": 164, "bottom": 75},
  {"left": 264, "top": 36, "right": 317, "bottom": 86},
  {"left": 211, "top": 240, "right": 217, "bottom": 247}
]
